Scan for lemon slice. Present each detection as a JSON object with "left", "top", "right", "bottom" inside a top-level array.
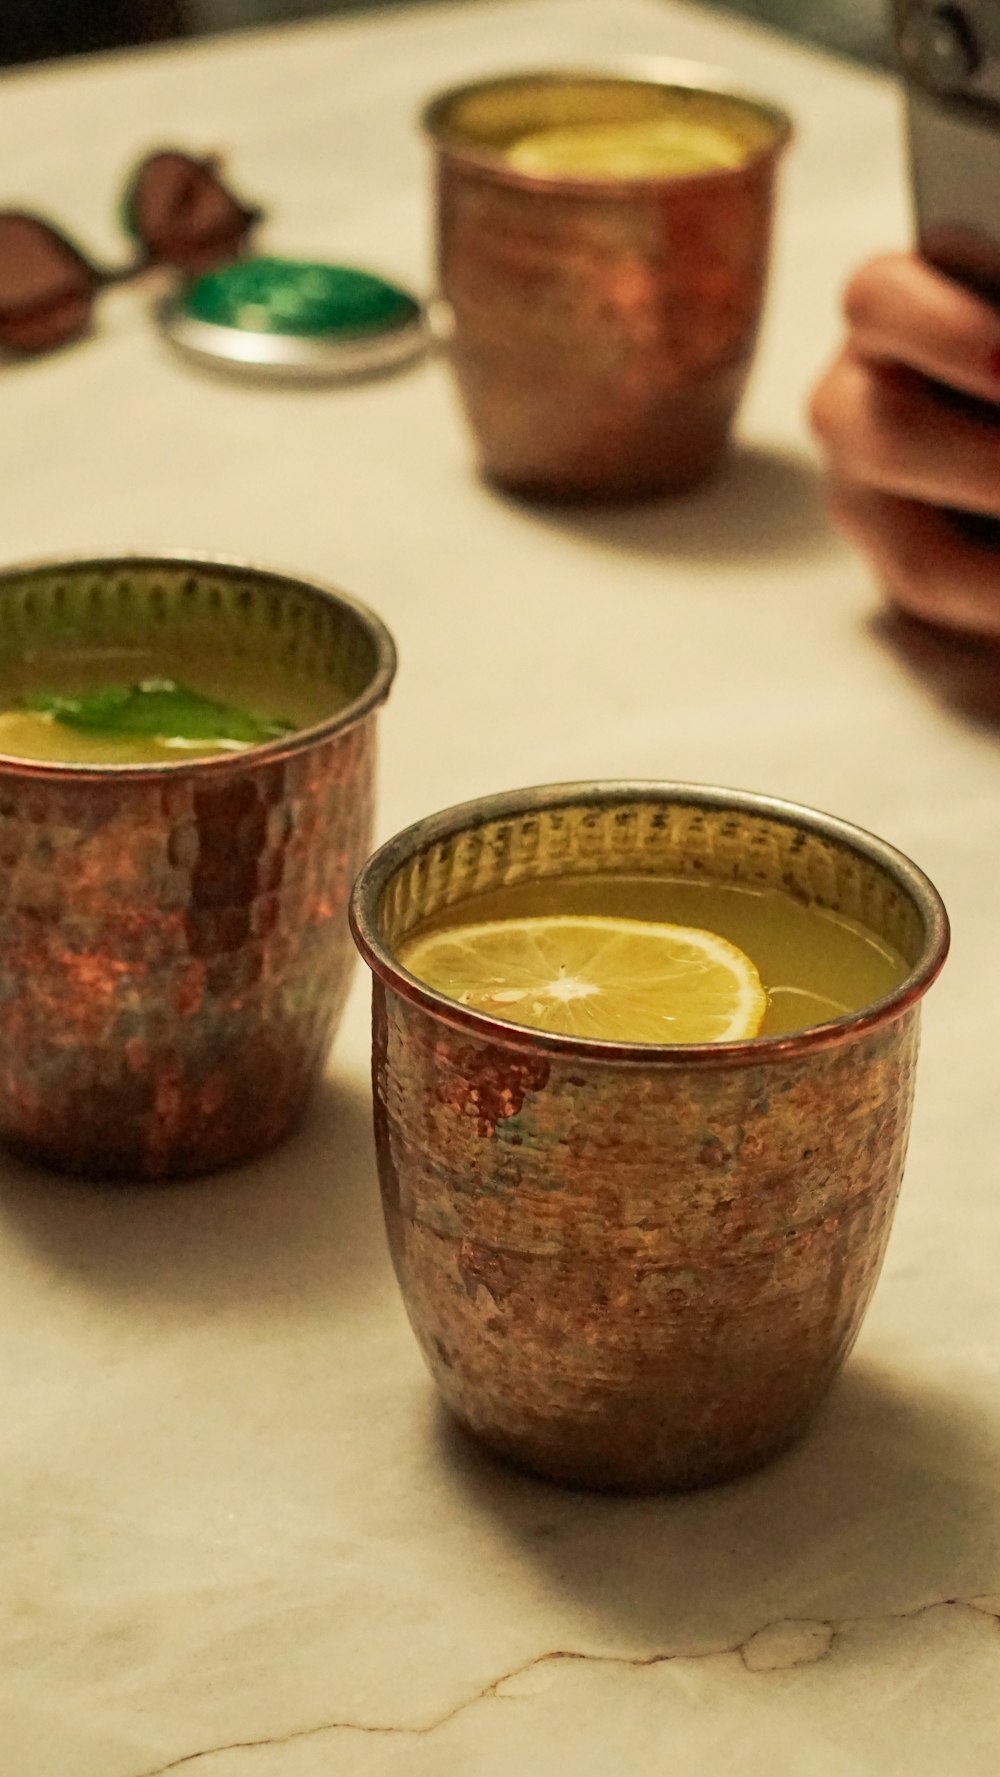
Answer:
[
  {"left": 505, "top": 118, "right": 748, "bottom": 180},
  {"left": 401, "top": 915, "right": 767, "bottom": 1044}
]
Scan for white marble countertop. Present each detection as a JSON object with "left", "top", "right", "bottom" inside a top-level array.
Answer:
[{"left": 1, "top": 2, "right": 999, "bottom": 1771}]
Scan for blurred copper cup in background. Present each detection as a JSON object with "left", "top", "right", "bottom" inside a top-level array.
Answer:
[
  {"left": 423, "top": 67, "right": 792, "bottom": 501},
  {"left": 351, "top": 782, "right": 949, "bottom": 1493},
  {"left": 0, "top": 555, "right": 395, "bottom": 1180}
]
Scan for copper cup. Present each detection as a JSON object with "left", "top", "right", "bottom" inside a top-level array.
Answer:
[
  {"left": 351, "top": 782, "right": 949, "bottom": 1493},
  {"left": 423, "top": 67, "right": 792, "bottom": 501},
  {"left": 0, "top": 555, "right": 395, "bottom": 1180}
]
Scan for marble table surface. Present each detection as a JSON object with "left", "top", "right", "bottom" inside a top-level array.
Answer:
[{"left": 1, "top": 1, "right": 999, "bottom": 1770}]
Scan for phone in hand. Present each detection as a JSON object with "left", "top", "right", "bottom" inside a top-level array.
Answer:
[{"left": 894, "top": 1, "right": 1000, "bottom": 296}]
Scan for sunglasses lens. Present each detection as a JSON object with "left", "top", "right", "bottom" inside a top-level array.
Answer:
[
  {"left": 0, "top": 215, "right": 97, "bottom": 354},
  {"left": 124, "top": 151, "right": 260, "bottom": 273}
]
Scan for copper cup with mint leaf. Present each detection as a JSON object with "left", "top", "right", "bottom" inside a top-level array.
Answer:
[{"left": 0, "top": 555, "right": 395, "bottom": 1179}]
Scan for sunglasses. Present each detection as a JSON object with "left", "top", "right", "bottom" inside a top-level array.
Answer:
[{"left": 0, "top": 149, "right": 262, "bottom": 357}]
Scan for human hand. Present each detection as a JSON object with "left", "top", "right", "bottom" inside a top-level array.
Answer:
[{"left": 810, "top": 251, "right": 1000, "bottom": 637}]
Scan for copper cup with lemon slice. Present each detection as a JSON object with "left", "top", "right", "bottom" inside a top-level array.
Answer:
[
  {"left": 350, "top": 782, "right": 948, "bottom": 1492},
  {"left": 424, "top": 67, "right": 792, "bottom": 500}
]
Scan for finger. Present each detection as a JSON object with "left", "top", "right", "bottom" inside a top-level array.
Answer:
[
  {"left": 875, "top": 606, "right": 1000, "bottom": 727},
  {"left": 843, "top": 251, "right": 1000, "bottom": 405},
  {"left": 826, "top": 478, "right": 1000, "bottom": 637},
  {"left": 810, "top": 348, "right": 1000, "bottom": 517}
]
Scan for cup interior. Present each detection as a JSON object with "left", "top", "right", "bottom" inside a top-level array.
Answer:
[
  {"left": 355, "top": 785, "right": 948, "bottom": 1041},
  {"left": 423, "top": 71, "right": 791, "bottom": 174},
  {"left": 0, "top": 556, "right": 395, "bottom": 767}
]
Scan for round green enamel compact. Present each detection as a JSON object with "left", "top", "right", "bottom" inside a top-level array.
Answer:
[{"left": 159, "top": 256, "right": 428, "bottom": 381}]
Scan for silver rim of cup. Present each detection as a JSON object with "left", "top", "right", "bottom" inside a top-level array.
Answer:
[
  {"left": 421, "top": 60, "right": 795, "bottom": 188},
  {"left": 0, "top": 551, "right": 398, "bottom": 779},
  {"left": 350, "top": 779, "right": 951, "bottom": 1068}
]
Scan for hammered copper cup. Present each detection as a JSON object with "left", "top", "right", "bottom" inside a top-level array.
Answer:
[
  {"left": 0, "top": 555, "right": 395, "bottom": 1180},
  {"left": 350, "top": 782, "right": 949, "bottom": 1493},
  {"left": 424, "top": 68, "right": 792, "bottom": 500}
]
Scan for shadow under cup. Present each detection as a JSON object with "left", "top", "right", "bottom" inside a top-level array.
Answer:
[
  {"left": 0, "top": 555, "right": 395, "bottom": 1181},
  {"left": 351, "top": 783, "right": 949, "bottom": 1493},
  {"left": 424, "top": 69, "right": 792, "bottom": 501}
]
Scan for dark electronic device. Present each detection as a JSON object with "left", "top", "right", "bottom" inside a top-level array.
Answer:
[{"left": 895, "top": 1, "right": 1000, "bottom": 295}]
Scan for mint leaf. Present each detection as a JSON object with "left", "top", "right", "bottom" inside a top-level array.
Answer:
[{"left": 23, "top": 679, "right": 294, "bottom": 745}]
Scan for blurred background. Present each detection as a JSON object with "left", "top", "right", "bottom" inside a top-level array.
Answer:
[{"left": 0, "top": 0, "right": 890, "bottom": 70}]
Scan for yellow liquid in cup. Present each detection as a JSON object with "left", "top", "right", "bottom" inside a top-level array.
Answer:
[
  {"left": 400, "top": 872, "right": 909, "bottom": 1042},
  {"left": 505, "top": 117, "right": 749, "bottom": 179},
  {"left": 0, "top": 646, "right": 347, "bottom": 765}
]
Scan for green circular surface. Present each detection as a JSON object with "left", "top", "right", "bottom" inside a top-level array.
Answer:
[{"left": 181, "top": 256, "right": 421, "bottom": 338}]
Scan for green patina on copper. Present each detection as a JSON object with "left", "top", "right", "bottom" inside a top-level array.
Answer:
[{"left": 181, "top": 257, "right": 421, "bottom": 338}]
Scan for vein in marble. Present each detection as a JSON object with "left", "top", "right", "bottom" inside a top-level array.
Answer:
[{"left": 133, "top": 1599, "right": 1000, "bottom": 1775}]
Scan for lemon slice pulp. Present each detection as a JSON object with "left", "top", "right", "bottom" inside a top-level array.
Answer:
[
  {"left": 400, "top": 915, "right": 768, "bottom": 1044},
  {"left": 505, "top": 118, "right": 748, "bottom": 180}
]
